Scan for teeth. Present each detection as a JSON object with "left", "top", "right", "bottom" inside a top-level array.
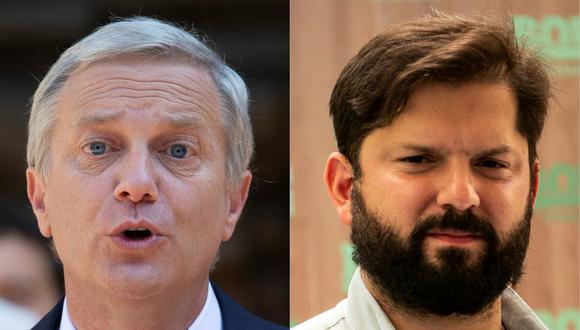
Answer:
[{"left": 126, "top": 228, "right": 148, "bottom": 231}]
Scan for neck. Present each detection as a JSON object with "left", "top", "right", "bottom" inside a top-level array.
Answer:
[
  {"left": 64, "top": 273, "right": 208, "bottom": 330},
  {"left": 361, "top": 271, "right": 504, "bottom": 330}
]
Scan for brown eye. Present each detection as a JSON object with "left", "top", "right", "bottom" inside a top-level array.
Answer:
[
  {"left": 402, "top": 156, "right": 431, "bottom": 163},
  {"left": 479, "top": 159, "right": 505, "bottom": 168}
]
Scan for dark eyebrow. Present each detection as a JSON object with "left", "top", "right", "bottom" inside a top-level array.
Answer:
[
  {"left": 401, "top": 144, "right": 513, "bottom": 157},
  {"left": 401, "top": 144, "right": 443, "bottom": 155},
  {"left": 474, "top": 145, "right": 512, "bottom": 158}
]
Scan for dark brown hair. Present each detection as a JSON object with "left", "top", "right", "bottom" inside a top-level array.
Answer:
[{"left": 330, "top": 13, "right": 551, "bottom": 177}]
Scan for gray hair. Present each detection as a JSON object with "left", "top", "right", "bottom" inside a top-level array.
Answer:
[{"left": 27, "top": 17, "right": 253, "bottom": 191}]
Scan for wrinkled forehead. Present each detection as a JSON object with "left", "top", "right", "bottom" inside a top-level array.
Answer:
[{"left": 57, "top": 56, "right": 223, "bottom": 126}]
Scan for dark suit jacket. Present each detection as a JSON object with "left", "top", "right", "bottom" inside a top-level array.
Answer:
[{"left": 32, "top": 283, "right": 287, "bottom": 330}]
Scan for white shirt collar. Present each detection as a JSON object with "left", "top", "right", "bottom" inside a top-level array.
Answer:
[
  {"left": 189, "top": 283, "right": 222, "bottom": 330},
  {"left": 59, "top": 282, "right": 222, "bottom": 330},
  {"left": 347, "top": 267, "right": 396, "bottom": 329},
  {"left": 59, "top": 298, "right": 74, "bottom": 330}
]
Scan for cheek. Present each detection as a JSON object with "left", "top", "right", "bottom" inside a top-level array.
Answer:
[
  {"left": 48, "top": 168, "right": 110, "bottom": 214},
  {"left": 478, "top": 181, "right": 530, "bottom": 234},
  {"left": 45, "top": 170, "right": 112, "bottom": 254},
  {"left": 168, "top": 178, "right": 229, "bottom": 249},
  {"left": 362, "top": 172, "right": 434, "bottom": 234}
]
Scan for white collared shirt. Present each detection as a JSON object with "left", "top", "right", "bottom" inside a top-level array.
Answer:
[{"left": 59, "top": 283, "right": 222, "bottom": 330}]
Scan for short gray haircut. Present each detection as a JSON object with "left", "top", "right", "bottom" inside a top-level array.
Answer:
[{"left": 27, "top": 17, "right": 253, "bottom": 191}]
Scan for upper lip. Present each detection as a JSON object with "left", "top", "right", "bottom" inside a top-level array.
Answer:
[
  {"left": 427, "top": 229, "right": 481, "bottom": 237},
  {"left": 109, "top": 220, "right": 163, "bottom": 236}
]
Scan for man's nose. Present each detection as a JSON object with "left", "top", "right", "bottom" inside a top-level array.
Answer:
[
  {"left": 436, "top": 164, "right": 480, "bottom": 212},
  {"left": 114, "top": 150, "right": 158, "bottom": 203}
]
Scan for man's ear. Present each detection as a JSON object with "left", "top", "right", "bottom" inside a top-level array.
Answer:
[
  {"left": 223, "top": 170, "right": 252, "bottom": 241},
  {"left": 324, "top": 152, "right": 354, "bottom": 225},
  {"left": 26, "top": 168, "right": 51, "bottom": 237},
  {"left": 531, "top": 159, "right": 540, "bottom": 207}
]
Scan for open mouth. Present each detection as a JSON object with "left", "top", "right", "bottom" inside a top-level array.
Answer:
[
  {"left": 123, "top": 228, "right": 152, "bottom": 240},
  {"left": 109, "top": 220, "right": 165, "bottom": 250}
]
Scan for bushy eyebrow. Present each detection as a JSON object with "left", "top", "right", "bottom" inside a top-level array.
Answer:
[
  {"left": 473, "top": 146, "right": 512, "bottom": 159},
  {"left": 400, "top": 144, "right": 513, "bottom": 158},
  {"left": 401, "top": 144, "right": 439, "bottom": 154}
]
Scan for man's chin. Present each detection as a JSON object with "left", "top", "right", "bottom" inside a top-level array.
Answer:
[
  {"left": 424, "top": 244, "right": 486, "bottom": 269},
  {"left": 98, "top": 262, "right": 168, "bottom": 299}
]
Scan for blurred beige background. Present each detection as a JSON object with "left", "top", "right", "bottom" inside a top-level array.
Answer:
[{"left": 290, "top": 1, "right": 579, "bottom": 328}]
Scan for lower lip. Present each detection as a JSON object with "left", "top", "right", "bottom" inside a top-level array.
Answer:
[
  {"left": 427, "top": 234, "right": 481, "bottom": 245},
  {"left": 110, "top": 235, "right": 165, "bottom": 251}
]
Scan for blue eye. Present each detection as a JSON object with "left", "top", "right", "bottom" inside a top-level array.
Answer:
[
  {"left": 169, "top": 144, "right": 188, "bottom": 158},
  {"left": 89, "top": 142, "right": 107, "bottom": 155}
]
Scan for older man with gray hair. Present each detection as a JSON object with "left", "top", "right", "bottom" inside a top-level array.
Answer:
[{"left": 27, "top": 17, "right": 285, "bottom": 330}]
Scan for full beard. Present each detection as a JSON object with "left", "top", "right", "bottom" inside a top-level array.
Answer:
[{"left": 350, "top": 184, "right": 533, "bottom": 317}]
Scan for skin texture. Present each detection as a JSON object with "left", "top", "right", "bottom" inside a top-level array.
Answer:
[
  {"left": 26, "top": 58, "right": 252, "bottom": 329},
  {"left": 325, "top": 82, "right": 539, "bottom": 330},
  {"left": 0, "top": 235, "right": 59, "bottom": 317}
]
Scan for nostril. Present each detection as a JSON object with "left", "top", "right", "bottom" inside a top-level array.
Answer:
[{"left": 115, "top": 188, "right": 156, "bottom": 203}]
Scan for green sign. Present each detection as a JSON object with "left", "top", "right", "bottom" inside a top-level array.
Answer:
[
  {"left": 514, "top": 15, "right": 580, "bottom": 60},
  {"left": 341, "top": 243, "right": 356, "bottom": 292},
  {"left": 536, "top": 309, "right": 580, "bottom": 330},
  {"left": 536, "top": 164, "right": 579, "bottom": 221},
  {"left": 514, "top": 15, "right": 580, "bottom": 76}
]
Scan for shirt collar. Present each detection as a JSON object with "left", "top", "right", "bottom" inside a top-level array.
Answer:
[
  {"left": 189, "top": 283, "right": 222, "bottom": 330},
  {"left": 346, "top": 268, "right": 396, "bottom": 329},
  {"left": 59, "top": 298, "right": 74, "bottom": 330},
  {"left": 500, "top": 286, "right": 547, "bottom": 329},
  {"left": 59, "top": 282, "right": 222, "bottom": 330}
]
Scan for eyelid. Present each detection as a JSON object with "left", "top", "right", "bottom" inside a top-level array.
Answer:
[
  {"left": 398, "top": 155, "right": 435, "bottom": 163},
  {"left": 476, "top": 158, "right": 509, "bottom": 168},
  {"left": 81, "top": 139, "right": 115, "bottom": 155},
  {"left": 162, "top": 139, "right": 200, "bottom": 157}
]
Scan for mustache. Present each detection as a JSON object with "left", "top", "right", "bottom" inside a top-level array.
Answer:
[{"left": 410, "top": 209, "right": 499, "bottom": 248}]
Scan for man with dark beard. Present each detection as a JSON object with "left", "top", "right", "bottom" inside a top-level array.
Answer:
[{"left": 295, "top": 13, "right": 550, "bottom": 330}]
